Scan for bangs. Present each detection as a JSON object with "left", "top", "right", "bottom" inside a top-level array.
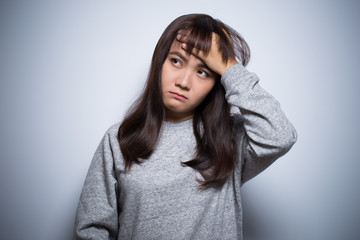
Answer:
[
  {"left": 182, "top": 24, "right": 214, "bottom": 56},
  {"left": 179, "top": 17, "right": 236, "bottom": 64}
]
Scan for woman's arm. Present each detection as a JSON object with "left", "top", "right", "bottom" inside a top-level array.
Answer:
[
  {"left": 221, "top": 64, "right": 297, "bottom": 183},
  {"left": 177, "top": 32, "right": 297, "bottom": 184},
  {"left": 74, "top": 129, "right": 119, "bottom": 240}
]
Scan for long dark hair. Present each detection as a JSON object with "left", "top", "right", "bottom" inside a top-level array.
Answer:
[{"left": 118, "top": 14, "right": 250, "bottom": 188}]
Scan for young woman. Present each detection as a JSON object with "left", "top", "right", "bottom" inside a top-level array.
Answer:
[{"left": 74, "top": 14, "right": 297, "bottom": 240}]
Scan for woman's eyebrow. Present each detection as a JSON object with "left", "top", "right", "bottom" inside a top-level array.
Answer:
[
  {"left": 169, "top": 51, "right": 188, "bottom": 63},
  {"left": 169, "top": 51, "right": 212, "bottom": 72},
  {"left": 196, "top": 63, "right": 210, "bottom": 70}
]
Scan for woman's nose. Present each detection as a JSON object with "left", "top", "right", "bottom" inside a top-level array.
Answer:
[{"left": 175, "top": 70, "right": 192, "bottom": 90}]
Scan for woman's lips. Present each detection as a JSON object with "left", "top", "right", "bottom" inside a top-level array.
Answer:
[{"left": 169, "top": 91, "right": 188, "bottom": 100}]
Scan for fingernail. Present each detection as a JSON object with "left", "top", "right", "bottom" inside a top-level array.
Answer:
[{"left": 176, "top": 34, "right": 181, "bottom": 40}]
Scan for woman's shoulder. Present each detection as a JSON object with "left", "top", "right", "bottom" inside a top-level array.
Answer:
[
  {"left": 100, "top": 122, "right": 124, "bottom": 161},
  {"left": 105, "top": 122, "right": 121, "bottom": 136},
  {"left": 99, "top": 122, "right": 121, "bottom": 146}
]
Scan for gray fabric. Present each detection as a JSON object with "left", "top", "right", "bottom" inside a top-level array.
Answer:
[{"left": 74, "top": 64, "right": 297, "bottom": 240}]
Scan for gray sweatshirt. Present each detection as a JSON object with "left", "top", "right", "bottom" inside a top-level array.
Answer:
[{"left": 74, "top": 64, "right": 297, "bottom": 240}]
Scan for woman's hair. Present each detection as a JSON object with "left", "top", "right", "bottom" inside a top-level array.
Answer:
[{"left": 118, "top": 13, "right": 250, "bottom": 188}]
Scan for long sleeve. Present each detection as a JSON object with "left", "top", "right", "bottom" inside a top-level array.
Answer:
[
  {"left": 74, "top": 129, "right": 119, "bottom": 240},
  {"left": 221, "top": 64, "right": 297, "bottom": 184}
]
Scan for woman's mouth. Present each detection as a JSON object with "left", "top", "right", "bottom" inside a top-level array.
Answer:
[{"left": 169, "top": 91, "right": 188, "bottom": 100}]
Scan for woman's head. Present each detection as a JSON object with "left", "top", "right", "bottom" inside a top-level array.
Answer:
[{"left": 145, "top": 13, "right": 250, "bottom": 121}]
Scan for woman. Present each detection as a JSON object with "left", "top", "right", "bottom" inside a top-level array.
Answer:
[{"left": 74, "top": 13, "right": 297, "bottom": 239}]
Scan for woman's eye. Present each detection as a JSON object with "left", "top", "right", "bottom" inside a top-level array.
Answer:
[
  {"left": 198, "top": 69, "right": 209, "bottom": 77},
  {"left": 170, "top": 58, "right": 181, "bottom": 66}
]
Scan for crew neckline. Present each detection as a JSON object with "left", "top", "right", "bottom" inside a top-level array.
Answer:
[{"left": 162, "top": 118, "right": 193, "bottom": 128}]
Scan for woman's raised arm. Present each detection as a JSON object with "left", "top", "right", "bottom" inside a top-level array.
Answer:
[{"left": 221, "top": 64, "right": 297, "bottom": 183}]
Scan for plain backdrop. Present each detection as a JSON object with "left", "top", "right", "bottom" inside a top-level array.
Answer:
[{"left": 1, "top": 0, "right": 359, "bottom": 239}]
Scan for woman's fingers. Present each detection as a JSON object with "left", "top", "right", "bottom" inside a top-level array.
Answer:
[
  {"left": 176, "top": 30, "right": 236, "bottom": 75},
  {"left": 180, "top": 42, "right": 201, "bottom": 57},
  {"left": 176, "top": 32, "right": 187, "bottom": 42},
  {"left": 176, "top": 32, "right": 203, "bottom": 58}
]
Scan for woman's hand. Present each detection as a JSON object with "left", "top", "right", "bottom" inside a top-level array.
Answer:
[{"left": 176, "top": 31, "right": 238, "bottom": 75}]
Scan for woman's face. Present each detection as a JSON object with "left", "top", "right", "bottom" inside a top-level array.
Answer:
[{"left": 161, "top": 40, "right": 217, "bottom": 122}]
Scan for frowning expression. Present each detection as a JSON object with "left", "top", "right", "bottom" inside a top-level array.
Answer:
[{"left": 161, "top": 40, "right": 217, "bottom": 122}]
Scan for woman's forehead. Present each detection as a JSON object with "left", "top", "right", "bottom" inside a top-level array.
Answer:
[{"left": 168, "top": 40, "right": 203, "bottom": 63}]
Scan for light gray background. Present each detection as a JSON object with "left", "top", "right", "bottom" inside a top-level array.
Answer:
[{"left": 1, "top": 0, "right": 359, "bottom": 239}]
